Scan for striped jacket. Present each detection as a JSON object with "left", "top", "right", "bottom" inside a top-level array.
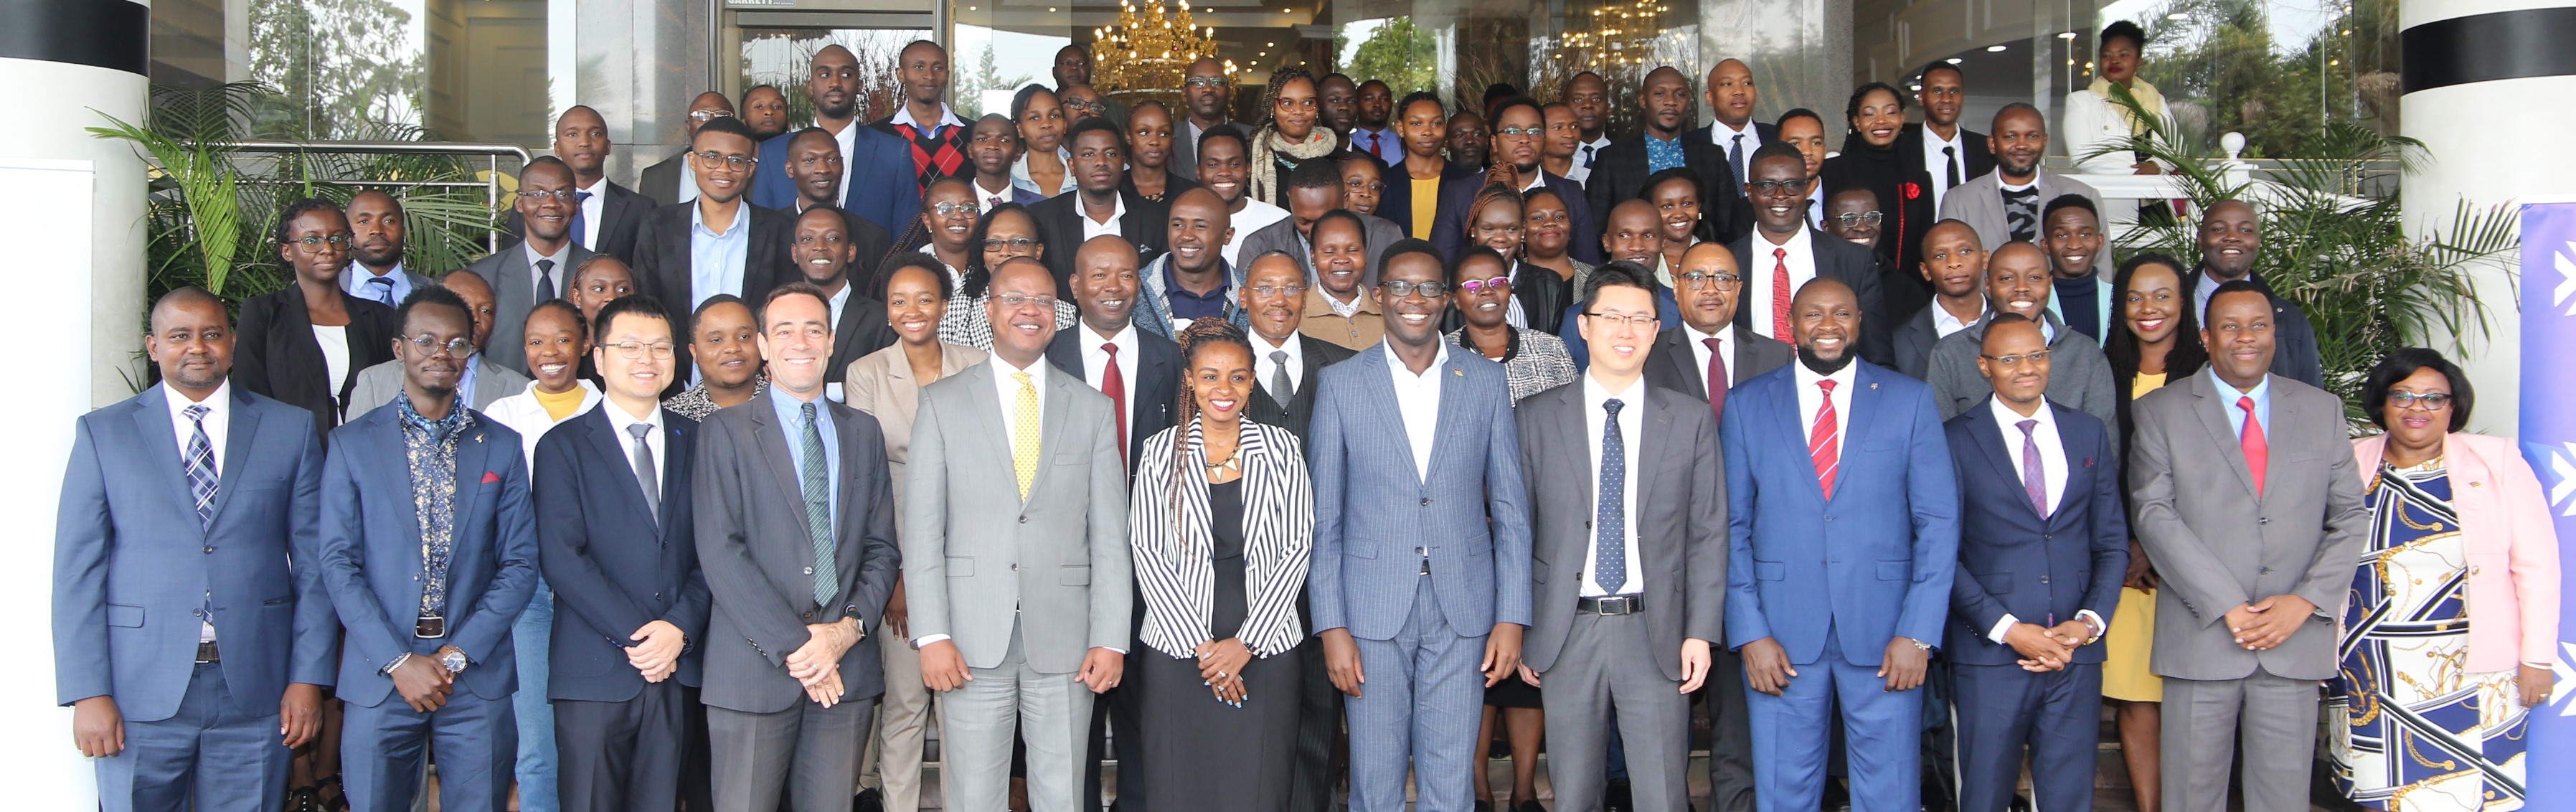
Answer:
[{"left": 1128, "top": 418, "right": 1315, "bottom": 659}]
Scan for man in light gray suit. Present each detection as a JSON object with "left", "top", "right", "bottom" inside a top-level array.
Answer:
[
  {"left": 347, "top": 270, "right": 529, "bottom": 412},
  {"left": 691, "top": 282, "right": 902, "bottom": 812},
  {"left": 2126, "top": 280, "right": 2369, "bottom": 812},
  {"left": 1308, "top": 239, "right": 1532, "bottom": 812},
  {"left": 1937, "top": 103, "right": 2115, "bottom": 280},
  {"left": 904, "top": 256, "right": 1133, "bottom": 812},
  {"left": 478, "top": 157, "right": 595, "bottom": 377},
  {"left": 1922, "top": 242, "right": 2117, "bottom": 428},
  {"left": 1233, "top": 161, "right": 1407, "bottom": 289},
  {"left": 1515, "top": 263, "right": 1727, "bottom": 812}
]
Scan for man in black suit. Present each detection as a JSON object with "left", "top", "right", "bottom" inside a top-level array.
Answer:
[
  {"left": 1170, "top": 57, "right": 1251, "bottom": 182},
  {"left": 1034, "top": 118, "right": 1170, "bottom": 296},
  {"left": 1730, "top": 143, "right": 1890, "bottom": 366},
  {"left": 640, "top": 93, "right": 737, "bottom": 208},
  {"left": 513, "top": 105, "right": 654, "bottom": 262},
  {"left": 631, "top": 115, "right": 798, "bottom": 392},
  {"left": 774, "top": 127, "right": 892, "bottom": 270},
  {"left": 534, "top": 295, "right": 711, "bottom": 812},
  {"left": 1890, "top": 219, "right": 1990, "bottom": 379},
  {"left": 1433, "top": 96, "right": 1600, "bottom": 264},
  {"left": 1895, "top": 62, "right": 1996, "bottom": 280},
  {"left": 1702, "top": 59, "right": 1780, "bottom": 244},
  {"left": 1586, "top": 66, "right": 1745, "bottom": 247},
  {"left": 784, "top": 207, "right": 897, "bottom": 403},
  {"left": 2184, "top": 199, "right": 2326, "bottom": 389}
]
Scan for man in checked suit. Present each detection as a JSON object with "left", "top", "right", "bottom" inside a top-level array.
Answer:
[
  {"left": 692, "top": 283, "right": 902, "bottom": 812},
  {"left": 2127, "top": 282, "right": 2368, "bottom": 812},
  {"left": 905, "top": 257, "right": 1133, "bottom": 812},
  {"left": 1516, "top": 263, "right": 1729, "bottom": 812},
  {"left": 55, "top": 288, "right": 335, "bottom": 811},
  {"left": 1308, "top": 240, "right": 1532, "bottom": 812}
]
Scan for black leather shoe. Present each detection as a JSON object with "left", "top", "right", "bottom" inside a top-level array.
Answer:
[
  {"left": 1605, "top": 778, "right": 1635, "bottom": 811},
  {"left": 853, "top": 787, "right": 884, "bottom": 812}
]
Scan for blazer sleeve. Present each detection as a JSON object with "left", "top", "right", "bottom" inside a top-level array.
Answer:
[
  {"left": 1683, "top": 402, "right": 1730, "bottom": 645},
  {"left": 1481, "top": 382, "right": 1535, "bottom": 629},
  {"left": 285, "top": 425, "right": 340, "bottom": 686},
  {"left": 1084, "top": 401, "right": 1136, "bottom": 653},
  {"left": 2125, "top": 395, "right": 2253, "bottom": 623},
  {"left": 232, "top": 296, "right": 280, "bottom": 402},
  {"left": 2491, "top": 440, "right": 2565, "bottom": 665},
  {"left": 2080, "top": 420, "right": 2131, "bottom": 627},
  {"left": 450, "top": 440, "right": 541, "bottom": 667},
  {"left": 843, "top": 422, "right": 902, "bottom": 637},
  {"left": 900, "top": 396, "right": 958, "bottom": 644},
  {"left": 1720, "top": 394, "right": 1771, "bottom": 649},
  {"left": 534, "top": 432, "right": 660, "bottom": 646},
  {"left": 1304, "top": 379, "right": 1351, "bottom": 633},
  {"left": 317, "top": 435, "right": 410, "bottom": 674},
  {"left": 2290, "top": 409, "right": 2372, "bottom": 613},
  {"left": 1945, "top": 434, "right": 2016, "bottom": 636},
  {"left": 1895, "top": 386, "right": 1961, "bottom": 646},
  {"left": 51, "top": 415, "right": 116, "bottom": 704},
  {"left": 690, "top": 416, "right": 813, "bottom": 665},
  {"left": 1564, "top": 182, "right": 1603, "bottom": 265},
  {"left": 1241, "top": 430, "right": 1316, "bottom": 658}
]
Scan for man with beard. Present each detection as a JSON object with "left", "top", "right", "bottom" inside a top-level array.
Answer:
[
  {"left": 1136, "top": 187, "right": 1250, "bottom": 339},
  {"left": 1723, "top": 276, "right": 1957, "bottom": 812},
  {"left": 1034, "top": 118, "right": 1172, "bottom": 293},
  {"left": 1585, "top": 67, "right": 1742, "bottom": 248},
  {"left": 1435, "top": 97, "right": 1598, "bottom": 264},
  {"left": 344, "top": 191, "right": 430, "bottom": 307},
  {"left": 480, "top": 157, "right": 595, "bottom": 377},
  {"left": 2184, "top": 199, "right": 2325, "bottom": 389},
  {"left": 870, "top": 39, "right": 971, "bottom": 194},
  {"left": 785, "top": 206, "right": 897, "bottom": 403},
  {"left": 1318, "top": 73, "right": 1360, "bottom": 146},
  {"left": 1730, "top": 143, "right": 1889, "bottom": 364},
  {"left": 1349, "top": 80, "right": 1402, "bottom": 164},
  {"left": 1446, "top": 109, "right": 1491, "bottom": 171},
  {"left": 778, "top": 128, "right": 893, "bottom": 265},
  {"left": 515, "top": 105, "right": 654, "bottom": 261},
  {"left": 1939, "top": 104, "right": 2110, "bottom": 283},
  {"left": 641, "top": 92, "right": 737, "bottom": 207},
  {"left": 1170, "top": 57, "right": 1250, "bottom": 179},
  {"left": 750, "top": 44, "right": 921, "bottom": 236}
]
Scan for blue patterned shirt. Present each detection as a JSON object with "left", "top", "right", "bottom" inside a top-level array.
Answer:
[
  {"left": 1644, "top": 133, "right": 1685, "bottom": 173},
  {"left": 395, "top": 392, "right": 474, "bottom": 618}
]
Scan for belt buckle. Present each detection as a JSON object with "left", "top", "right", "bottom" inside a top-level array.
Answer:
[
  {"left": 194, "top": 641, "right": 220, "bottom": 664},
  {"left": 1598, "top": 595, "right": 1637, "bottom": 615},
  {"left": 415, "top": 615, "right": 448, "bottom": 639}
]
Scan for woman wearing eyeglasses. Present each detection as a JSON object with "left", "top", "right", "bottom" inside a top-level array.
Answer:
[
  {"left": 1247, "top": 67, "right": 1336, "bottom": 207},
  {"left": 235, "top": 197, "right": 400, "bottom": 436},
  {"left": 939, "top": 202, "right": 1077, "bottom": 350},
  {"left": 1445, "top": 245, "right": 1574, "bottom": 406},
  {"left": 2330, "top": 349, "right": 2559, "bottom": 812}
]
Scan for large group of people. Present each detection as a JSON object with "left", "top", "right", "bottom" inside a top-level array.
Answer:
[{"left": 54, "top": 20, "right": 2560, "bottom": 812}]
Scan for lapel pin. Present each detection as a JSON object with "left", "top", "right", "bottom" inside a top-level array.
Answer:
[
  {"left": 1452, "top": 369, "right": 1463, "bottom": 377},
  {"left": 473, "top": 433, "right": 483, "bottom": 444},
  {"left": 1869, "top": 382, "right": 1879, "bottom": 390}
]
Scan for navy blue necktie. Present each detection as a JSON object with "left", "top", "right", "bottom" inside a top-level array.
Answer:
[
  {"left": 1595, "top": 398, "right": 1628, "bottom": 594},
  {"left": 570, "top": 189, "right": 594, "bottom": 249}
]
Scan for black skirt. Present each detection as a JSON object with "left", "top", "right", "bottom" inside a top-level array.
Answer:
[{"left": 1136, "top": 480, "right": 1302, "bottom": 811}]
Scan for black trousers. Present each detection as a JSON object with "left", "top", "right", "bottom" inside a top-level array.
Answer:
[{"left": 553, "top": 681, "right": 690, "bottom": 812}]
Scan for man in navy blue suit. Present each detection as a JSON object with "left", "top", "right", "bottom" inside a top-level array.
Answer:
[
  {"left": 1431, "top": 96, "right": 1600, "bottom": 265},
  {"left": 749, "top": 44, "right": 921, "bottom": 237},
  {"left": 55, "top": 288, "right": 336, "bottom": 811},
  {"left": 1722, "top": 276, "right": 1958, "bottom": 812},
  {"left": 1940, "top": 313, "right": 2126, "bottom": 812},
  {"left": 318, "top": 285, "right": 541, "bottom": 812},
  {"left": 535, "top": 294, "right": 710, "bottom": 812}
]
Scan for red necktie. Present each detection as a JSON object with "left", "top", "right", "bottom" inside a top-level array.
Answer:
[
  {"left": 1811, "top": 379, "right": 1840, "bottom": 499},
  {"left": 1101, "top": 342, "right": 1127, "bottom": 469},
  {"left": 1702, "top": 336, "right": 1729, "bottom": 425},
  {"left": 1770, "top": 247, "right": 1792, "bottom": 339},
  {"left": 2238, "top": 396, "right": 2266, "bottom": 497}
]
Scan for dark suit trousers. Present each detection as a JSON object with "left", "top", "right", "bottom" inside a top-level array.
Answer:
[
  {"left": 1949, "top": 661, "right": 2101, "bottom": 812},
  {"left": 1286, "top": 612, "right": 1343, "bottom": 812},
  {"left": 1702, "top": 649, "right": 1757, "bottom": 812},
  {"left": 553, "top": 680, "right": 689, "bottom": 812},
  {"left": 95, "top": 662, "right": 291, "bottom": 812},
  {"left": 343, "top": 689, "right": 517, "bottom": 812},
  {"left": 1083, "top": 665, "right": 1146, "bottom": 811},
  {"left": 706, "top": 696, "right": 877, "bottom": 812}
]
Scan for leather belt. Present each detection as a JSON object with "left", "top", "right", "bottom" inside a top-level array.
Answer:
[
  {"left": 415, "top": 615, "right": 447, "bottom": 638},
  {"left": 1576, "top": 595, "right": 1644, "bottom": 615},
  {"left": 194, "top": 641, "right": 221, "bottom": 663}
]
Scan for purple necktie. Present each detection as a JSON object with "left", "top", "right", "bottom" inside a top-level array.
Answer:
[
  {"left": 2018, "top": 419, "right": 2048, "bottom": 517},
  {"left": 1702, "top": 336, "right": 1727, "bottom": 425}
]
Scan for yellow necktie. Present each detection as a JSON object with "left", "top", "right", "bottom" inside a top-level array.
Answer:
[{"left": 1012, "top": 372, "right": 1040, "bottom": 500}]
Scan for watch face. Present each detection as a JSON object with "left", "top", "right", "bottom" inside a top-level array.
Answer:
[{"left": 439, "top": 652, "right": 468, "bottom": 673}]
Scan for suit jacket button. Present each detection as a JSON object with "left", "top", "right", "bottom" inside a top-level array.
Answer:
[
  {"left": 1420, "top": 497, "right": 1431, "bottom": 506},
  {"left": 803, "top": 610, "right": 813, "bottom": 619},
  {"left": 1823, "top": 515, "right": 1834, "bottom": 522},
  {"left": 2257, "top": 517, "right": 2270, "bottom": 525},
  {"left": 1019, "top": 516, "right": 1029, "bottom": 524},
  {"left": 803, "top": 566, "right": 816, "bottom": 575},
  {"left": 2039, "top": 575, "right": 2050, "bottom": 584},
  {"left": 203, "top": 546, "right": 214, "bottom": 553},
  {"left": 2259, "top": 566, "right": 2273, "bottom": 575},
  {"left": 654, "top": 592, "right": 664, "bottom": 600},
  {"left": 1011, "top": 563, "right": 1021, "bottom": 571}
]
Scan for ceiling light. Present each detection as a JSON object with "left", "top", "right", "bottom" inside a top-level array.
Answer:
[
  {"left": 1266, "top": 42, "right": 1275, "bottom": 47},
  {"left": 1945, "top": 57, "right": 1963, "bottom": 64},
  {"left": 2057, "top": 31, "right": 2078, "bottom": 39},
  {"left": 2166, "top": 11, "right": 2188, "bottom": 19},
  {"left": 1986, "top": 44, "right": 2008, "bottom": 52}
]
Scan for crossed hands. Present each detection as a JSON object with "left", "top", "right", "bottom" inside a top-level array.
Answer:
[
  {"left": 628, "top": 620, "right": 687, "bottom": 683},
  {"left": 2003, "top": 620, "right": 2098, "bottom": 672},
  {"left": 2224, "top": 595, "right": 2316, "bottom": 652},
  {"left": 788, "top": 618, "right": 864, "bottom": 707}
]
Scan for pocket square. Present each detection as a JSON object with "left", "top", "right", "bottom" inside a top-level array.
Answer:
[
  {"left": 481, "top": 471, "right": 501, "bottom": 483},
  {"left": 2082, "top": 457, "right": 2095, "bottom": 468}
]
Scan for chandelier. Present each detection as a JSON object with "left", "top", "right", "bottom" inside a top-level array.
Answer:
[
  {"left": 1552, "top": 0, "right": 1671, "bottom": 70},
  {"left": 1093, "top": 0, "right": 1237, "bottom": 103}
]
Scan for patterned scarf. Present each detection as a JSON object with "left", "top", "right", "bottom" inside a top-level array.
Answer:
[
  {"left": 395, "top": 392, "right": 473, "bottom": 618},
  {"left": 1247, "top": 126, "right": 1338, "bottom": 205}
]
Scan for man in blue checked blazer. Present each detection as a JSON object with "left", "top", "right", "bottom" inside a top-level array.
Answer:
[{"left": 1306, "top": 240, "right": 1533, "bottom": 812}]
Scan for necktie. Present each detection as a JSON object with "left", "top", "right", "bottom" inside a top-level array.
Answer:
[
  {"left": 1702, "top": 336, "right": 1729, "bottom": 425},
  {"left": 570, "top": 190, "right": 594, "bottom": 250},
  {"left": 1770, "top": 247, "right": 1791, "bottom": 339},
  {"left": 534, "top": 258, "right": 560, "bottom": 301},
  {"left": 990, "top": 195, "right": 1006, "bottom": 210},
  {"left": 1730, "top": 133, "right": 1747, "bottom": 186},
  {"left": 1100, "top": 343, "right": 1127, "bottom": 468},
  {"left": 1012, "top": 372, "right": 1041, "bottom": 500},
  {"left": 1810, "top": 379, "right": 1840, "bottom": 499},
  {"left": 628, "top": 421, "right": 661, "bottom": 522},
  {"left": 1581, "top": 143, "right": 1597, "bottom": 169},
  {"left": 1270, "top": 349, "right": 1294, "bottom": 403},
  {"left": 1943, "top": 146, "right": 1962, "bottom": 189},
  {"left": 1595, "top": 398, "right": 1630, "bottom": 594},
  {"left": 182, "top": 405, "right": 217, "bottom": 527},
  {"left": 2018, "top": 418, "right": 2048, "bottom": 517},
  {"left": 2238, "top": 396, "right": 2268, "bottom": 497},
  {"left": 364, "top": 275, "right": 396, "bottom": 307},
  {"left": 799, "top": 401, "right": 836, "bottom": 605}
]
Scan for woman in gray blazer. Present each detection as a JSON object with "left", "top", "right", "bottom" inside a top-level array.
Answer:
[{"left": 1128, "top": 319, "right": 1315, "bottom": 812}]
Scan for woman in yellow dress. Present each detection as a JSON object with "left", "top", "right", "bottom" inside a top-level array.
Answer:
[{"left": 2099, "top": 253, "right": 2202, "bottom": 812}]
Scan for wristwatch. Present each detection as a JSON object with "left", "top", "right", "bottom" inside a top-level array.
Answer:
[{"left": 438, "top": 650, "right": 470, "bottom": 674}]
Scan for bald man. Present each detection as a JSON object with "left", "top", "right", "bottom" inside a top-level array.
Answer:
[
  {"left": 749, "top": 44, "right": 923, "bottom": 235},
  {"left": 509, "top": 105, "right": 654, "bottom": 262},
  {"left": 641, "top": 92, "right": 737, "bottom": 207}
]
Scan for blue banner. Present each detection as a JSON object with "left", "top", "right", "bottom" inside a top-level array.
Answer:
[{"left": 2517, "top": 200, "right": 2576, "bottom": 802}]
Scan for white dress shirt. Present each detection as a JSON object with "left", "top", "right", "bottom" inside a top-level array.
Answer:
[
  {"left": 482, "top": 380, "right": 603, "bottom": 469},
  {"left": 170, "top": 380, "right": 232, "bottom": 643},
  {"left": 832, "top": 121, "right": 862, "bottom": 207},
  {"left": 824, "top": 283, "right": 853, "bottom": 403},
  {"left": 1079, "top": 324, "right": 1139, "bottom": 448},
  {"left": 974, "top": 177, "right": 1016, "bottom": 215},
  {"left": 1225, "top": 199, "right": 1291, "bottom": 267},
  {"left": 341, "top": 260, "right": 414, "bottom": 306},
  {"left": 1743, "top": 225, "right": 1818, "bottom": 341},
  {"left": 1683, "top": 322, "right": 1735, "bottom": 395},
  {"left": 890, "top": 103, "right": 966, "bottom": 133},
  {"left": 1570, "top": 135, "right": 1613, "bottom": 186},
  {"left": 1790, "top": 357, "right": 1856, "bottom": 461},
  {"left": 1920, "top": 125, "right": 1968, "bottom": 212},
  {"left": 600, "top": 399, "right": 669, "bottom": 488},
  {"left": 1383, "top": 341, "right": 1448, "bottom": 483},
  {"left": 1079, "top": 193, "right": 1128, "bottom": 242},
  {"left": 524, "top": 240, "right": 574, "bottom": 301},
  {"left": 1710, "top": 119, "right": 1765, "bottom": 180},
  {"left": 1977, "top": 397, "right": 2106, "bottom": 643},
  {"left": 312, "top": 326, "right": 349, "bottom": 417},
  {"left": 677, "top": 158, "right": 699, "bottom": 205},
  {"left": 1932, "top": 302, "right": 1985, "bottom": 339},
  {"left": 1580, "top": 374, "right": 1646, "bottom": 597},
  {"left": 1253, "top": 331, "right": 1305, "bottom": 398},
  {"left": 577, "top": 176, "right": 610, "bottom": 245}
]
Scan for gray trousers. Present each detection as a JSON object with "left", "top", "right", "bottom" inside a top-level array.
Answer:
[
  {"left": 1537, "top": 611, "right": 1692, "bottom": 812},
  {"left": 95, "top": 662, "right": 292, "bottom": 812},
  {"left": 2161, "top": 670, "right": 2321, "bottom": 812},
  {"left": 941, "top": 620, "right": 1098, "bottom": 812},
  {"left": 706, "top": 694, "right": 877, "bottom": 812}
]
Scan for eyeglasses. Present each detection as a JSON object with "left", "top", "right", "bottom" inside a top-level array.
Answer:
[
  {"left": 1064, "top": 98, "right": 1105, "bottom": 115},
  {"left": 405, "top": 334, "right": 474, "bottom": 356},
  {"left": 2387, "top": 390, "right": 2453, "bottom": 410},
  {"left": 1978, "top": 349, "right": 2053, "bottom": 367},
  {"left": 1379, "top": 280, "right": 1449, "bottom": 298},
  {"left": 929, "top": 201, "right": 976, "bottom": 218},
  {"left": 692, "top": 150, "right": 757, "bottom": 171},
  {"left": 515, "top": 189, "right": 580, "bottom": 202},
  {"left": 286, "top": 234, "right": 352, "bottom": 250},
  {"left": 1832, "top": 211, "right": 1884, "bottom": 226},
  {"left": 605, "top": 340, "right": 677, "bottom": 359},
  {"left": 1184, "top": 76, "right": 1227, "bottom": 88},
  {"left": 1582, "top": 311, "right": 1660, "bottom": 328},
  {"left": 1677, "top": 270, "right": 1743, "bottom": 290},
  {"left": 994, "top": 293, "right": 1058, "bottom": 310},
  {"left": 1746, "top": 179, "right": 1810, "bottom": 194},
  {"left": 1494, "top": 126, "right": 1545, "bottom": 138},
  {"left": 982, "top": 237, "right": 1041, "bottom": 252},
  {"left": 1247, "top": 284, "right": 1307, "bottom": 297},
  {"left": 1458, "top": 276, "right": 1511, "bottom": 293},
  {"left": 687, "top": 109, "right": 735, "bottom": 123}
]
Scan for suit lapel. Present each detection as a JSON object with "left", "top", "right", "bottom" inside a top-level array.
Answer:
[
  {"left": 1354, "top": 349, "right": 1425, "bottom": 485},
  {"left": 1554, "top": 386, "right": 1595, "bottom": 514},
  {"left": 2050, "top": 404, "right": 2093, "bottom": 518},
  {"left": 1968, "top": 400, "right": 2042, "bottom": 519},
  {"left": 1423, "top": 350, "right": 1472, "bottom": 486},
  {"left": 2186, "top": 372, "right": 2260, "bottom": 498},
  {"left": 128, "top": 388, "right": 198, "bottom": 530},
  {"left": 1657, "top": 329, "right": 1704, "bottom": 393},
  {"left": 660, "top": 419, "right": 692, "bottom": 544},
  {"left": 205, "top": 388, "right": 265, "bottom": 523},
  {"left": 578, "top": 410, "right": 653, "bottom": 526},
  {"left": 1029, "top": 369, "right": 1075, "bottom": 497},
  {"left": 748, "top": 392, "right": 815, "bottom": 522},
  {"left": 451, "top": 418, "right": 496, "bottom": 541},
  {"left": 832, "top": 402, "right": 867, "bottom": 547}
]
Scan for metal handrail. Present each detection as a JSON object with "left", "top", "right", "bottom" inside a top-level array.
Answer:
[{"left": 212, "top": 140, "right": 532, "bottom": 252}]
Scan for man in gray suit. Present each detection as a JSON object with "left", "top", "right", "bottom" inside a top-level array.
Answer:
[
  {"left": 1922, "top": 242, "right": 2117, "bottom": 428},
  {"left": 2127, "top": 280, "right": 2369, "bottom": 812},
  {"left": 904, "top": 256, "right": 1133, "bottom": 812},
  {"left": 1233, "top": 161, "right": 1407, "bottom": 289},
  {"left": 478, "top": 157, "right": 595, "bottom": 377},
  {"left": 348, "top": 270, "right": 530, "bottom": 412},
  {"left": 690, "top": 282, "right": 902, "bottom": 812},
  {"left": 1937, "top": 103, "right": 2114, "bottom": 280},
  {"left": 1308, "top": 239, "right": 1532, "bottom": 812},
  {"left": 1516, "top": 263, "right": 1727, "bottom": 812}
]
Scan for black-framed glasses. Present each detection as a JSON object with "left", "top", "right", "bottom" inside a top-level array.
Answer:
[
  {"left": 605, "top": 340, "right": 677, "bottom": 359},
  {"left": 1978, "top": 349, "right": 2052, "bottom": 367},
  {"left": 2387, "top": 390, "right": 2453, "bottom": 410},
  {"left": 1832, "top": 211, "right": 1884, "bottom": 226},
  {"left": 1747, "top": 179, "right": 1810, "bottom": 194},
  {"left": 1678, "top": 270, "right": 1743, "bottom": 290},
  {"left": 286, "top": 234, "right": 352, "bottom": 250},
  {"left": 405, "top": 334, "right": 474, "bottom": 356},
  {"left": 1582, "top": 311, "right": 1659, "bottom": 328},
  {"left": 692, "top": 150, "right": 756, "bottom": 171},
  {"left": 1379, "top": 280, "right": 1449, "bottom": 298}
]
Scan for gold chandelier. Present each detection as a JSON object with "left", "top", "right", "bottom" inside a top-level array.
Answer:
[
  {"left": 1093, "top": 0, "right": 1237, "bottom": 102},
  {"left": 1553, "top": 0, "right": 1671, "bottom": 70}
]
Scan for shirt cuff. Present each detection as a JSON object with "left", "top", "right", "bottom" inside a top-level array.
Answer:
[
  {"left": 910, "top": 633, "right": 951, "bottom": 650},
  {"left": 1986, "top": 613, "right": 2020, "bottom": 645},
  {"left": 1097, "top": 646, "right": 1128, "bottom": 656},
  {"left": 2076, "top": 610, "right": 2107, "bottom": 640}
]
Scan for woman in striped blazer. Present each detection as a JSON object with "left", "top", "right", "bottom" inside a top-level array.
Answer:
[{"left": 1128, "top": 318, "right": 1316, "bottom": 812}]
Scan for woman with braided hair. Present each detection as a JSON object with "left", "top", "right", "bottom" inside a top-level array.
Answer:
[
  {"left": 1127, "top": 318, "right": 1316, "bottom": 811},
  {"left": 1247, "top": 67, "right": 1339, "bottom": 207}
]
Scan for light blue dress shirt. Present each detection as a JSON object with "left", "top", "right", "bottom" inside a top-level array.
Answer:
[
  {"left": 341, "top": 262, "right": 414, "bottom": 306},
  {"left": 2209, "top": 366, "right": 2272, "bottom": 441},
  {"left": 689, "top": 202, "right": 751, "bottom": 311},
  {"left": 769, "top": 390, "right": 841, "bottom": 527}
]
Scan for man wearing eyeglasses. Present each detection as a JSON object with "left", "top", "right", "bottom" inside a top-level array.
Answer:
[
  {"left": 641, "top": 92, "right": 737, "bottom": 207},
  {"left": 319, "top": 285, "right": 541, "bottom": 812},
  {"left": 1169, "top": 58, "right": 1249, "bottom": 183},
  {"left": 750, "top": 44, "right": 922, "bottom": 237},
  {"left": 1730, "top": 143, "right": 1890, "bottom": 366},
  {"left": 349, "top": 269, "right": 532, "bottom": 414},
  {"left": 478, "top": 157, "right": 595, "bottom": 378},
  {"left": 634, "top": 115, "right": 800, "bottom": 396},
  {"left": 1433, "top": 96, "right": 1599, "bottom": 265},
  {"left": 1922, "top": 242, "right": 2117, "bottom": 428}
]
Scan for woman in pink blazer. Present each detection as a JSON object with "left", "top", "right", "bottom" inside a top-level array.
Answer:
[{"left": 2334, "top": 349, "right": 2558, "bottom": 812}]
